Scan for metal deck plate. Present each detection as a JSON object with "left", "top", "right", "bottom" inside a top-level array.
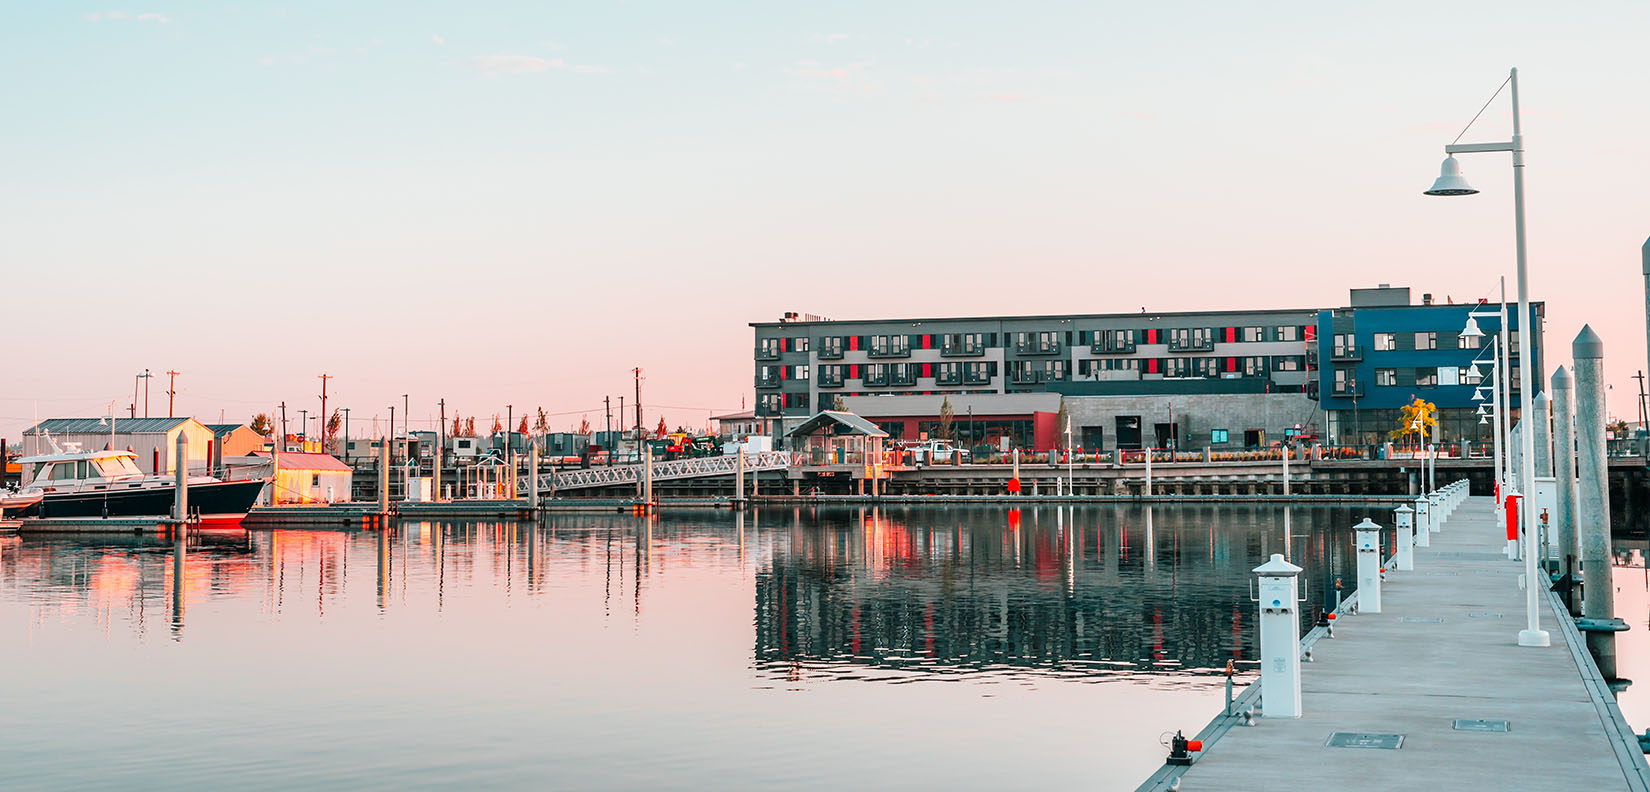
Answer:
[
  {"left": 1402, "top": 617, "right": 1444, "bottom": 623},
  {"left": 1453, "top": 719, "right": 1510, "bottom": 733},
  {"left": 1327, "top": 732, "right": 1404, "bottom": 749},
  {"left": 1468, "top": 612, "right": 1503, "bottom": 619}
]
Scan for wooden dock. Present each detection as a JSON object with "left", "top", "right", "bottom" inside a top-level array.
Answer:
[{"left": 1137, "top": 495, "right": 1650, "bottom": 791}]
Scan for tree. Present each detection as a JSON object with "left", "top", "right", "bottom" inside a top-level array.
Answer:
[
  {"left": 831, "top": 394, "right": 846, "bottom": 411},
  {"left": 936, "top": 397, "right": 955, "bottom": 441},
  {"left": 1389, "top": 397, "right": 1438, "bottom": 445},
  {"left": 462, "top": 417, "right": 476, "bottom": 437},
  {"left": 491, "top": 414, "right": 503, "bottom": 435},
  {"left": 325, "top": 409, "right": 342, "bottom": 445},
  {"left": 250, "top": 412, "right": 273, "bottom": 437},
  {"left": 578, "top": 416, "right": 591, "bottom": 435},
  {"left": 451, "top": 415, "right": 463, "bottom": 438},
  {"left": 517, "top": 416, "right": 529, "bottom": 434},
  {"left": 534, "top": 407, "right": 550, "bottom": 436},
  {"left": 655, "top": 417, "right": 668, "bottom": 438},
  {"left": 1055, "top": 398, "right": 1069, "bottom": 450}
]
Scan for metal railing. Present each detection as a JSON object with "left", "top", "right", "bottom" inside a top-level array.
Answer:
[{"left": 542, "top": 451, "right": 792, "bottom": 491}]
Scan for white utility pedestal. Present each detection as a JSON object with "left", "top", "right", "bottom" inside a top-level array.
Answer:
[
  {"left": 1254, "top": 553, "right": 1304, "bottom": 718},
  {"left": 1355, "top": 518, "right": 1383, "bottom": 613},
  {"left": 1428, "top": 492, "right": 1443, "bottom": 532},
  {"left": 1414, "top": 496, "right": 1431, "bottom": 548},
  {"left": 1394, "top": 504, "right": 1415, "bottom": 571}
]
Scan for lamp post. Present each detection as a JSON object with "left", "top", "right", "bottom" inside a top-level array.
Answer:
[{"left": 1425, "top": 66, "right": 1547, "bottom": 647}]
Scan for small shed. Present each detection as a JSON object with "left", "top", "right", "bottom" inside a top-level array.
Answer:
[
  {"left": 224, "top": 451, "right": 352, "bottom": 505},
  {"left": 206, "top": 424, "right": 268, "bottom": 460},
  {"left": 788, "top": 410, "right": 890, "bottom": 468}
]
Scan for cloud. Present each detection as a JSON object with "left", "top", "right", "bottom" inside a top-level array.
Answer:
[
  {"left": 431, "top": 33, "right": 445, "bottom": 46},
  {"left": 470, "top": 54, "right": 609, "bottom": 76},
  {"left": 136, "top": 12, "right": 169, "bottom": 22}
]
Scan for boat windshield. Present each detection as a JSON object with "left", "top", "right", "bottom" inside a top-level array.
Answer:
[{"left": 94, "top": 456, "right": 144, "bottom": 478}]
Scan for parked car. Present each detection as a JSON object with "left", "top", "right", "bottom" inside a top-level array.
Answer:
[{"left": 902, "top": 440, "right": 970, "bottom": 465}]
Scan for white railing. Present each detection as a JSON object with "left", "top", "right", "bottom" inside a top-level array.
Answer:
[{"left": 542, "top": 451, "right": 792, "bottom": 491}]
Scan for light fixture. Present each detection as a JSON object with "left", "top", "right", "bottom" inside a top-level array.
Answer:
[
  {"left": 1480, "top": 415, "right": 1490, "bottom": 425},
  {"left": 1477, "top": 404, "right": 1490, "bottom": 416},
  {"left": 1472, "top": 389, "right": 1486, "bottom": 402},
  {"left": 1460, "top": 316, "right": 1485, "bottom": 340},
  {"left": 1470, "top": 362, "right": 1486, "bottom": 378},
  {"left": 1424, "top": 155, "right": 1478, "bottom": 196}
]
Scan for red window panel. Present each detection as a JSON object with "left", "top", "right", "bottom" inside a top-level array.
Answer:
[
  {"left": 1226, "top": 357, "right": 1238, "bottom": 372},
  {"left": 849, "top": 336, "right": 860, "bottom": 351},
  {"left": 1146, "top": 329, "right": 1159, "bottom": 344},
  {"left": 780, "top": 337, "right": 788, "bottom": 353},
  {"left": 1147, "top": 359, "right": 1160, "bottom": 374},
  {"left": 780, "top": 393, "right": 789, "bottom": 408},
  {"left": 1225, "top": 327, "right": 1236, "bottom": 343},
  {"left": 1303, "top": 325, "right": 1316, "bottom": 341},
  {"left": 923, "top": 334, "right": 933, "bottom": 349},
  {"left": 850, "top": 364, "right": 860, "bottom": 379},
  {"left": 922, "top": 363, "right": 932, "bottom": 378}
]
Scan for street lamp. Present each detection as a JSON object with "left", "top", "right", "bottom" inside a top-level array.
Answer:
[{"left": 1426, "top": 66, "right": 1547, "bottom": 648}]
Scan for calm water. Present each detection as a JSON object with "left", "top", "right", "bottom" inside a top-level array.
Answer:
[{"left": 0, "top": 505, "right": 1379, "bottom": 791}]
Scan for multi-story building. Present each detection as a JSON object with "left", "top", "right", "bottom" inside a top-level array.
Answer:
[
  {"left": 751, "top": 286, "right": 1543, "bottom": 452},
  {"left": 1314, "top": 286, "right": 1543, "bottom": 447}
]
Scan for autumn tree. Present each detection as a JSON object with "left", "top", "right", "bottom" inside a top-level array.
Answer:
[
  {"left": 451, "top": 415, "right": 463, "bottom": 438},
  {"left": 491, "top": 414, "right": 503, "bottom": 435},
  {"left": 534, "top": 407, "right": 550, "bottom": 436},
  {"left": 578, "top": 416, "right": 591, "bottom": 435},
  {"left": 1389, "top": 397, "right": 1438, "bottom": 446},
  {"left": 462, "top": 417, "right": 476, "bottom": 437},
  {"left": 831, "top": 395, "right": 845, "bottom": 411},
  {"left": 250, "top": 413, "right": 273, "bottom": 437},
  {"left": 655, "top": 417, "right": 668, "bottom": 438},
  {"left": 325, "top": 409, "right": 342, "bottom": 447},
  {"left": 1055, "top": 398, "right": 1069, "bottom": 450},
  {"left": 517, "top": 416, "right": 529, "bottom": 434},
  {"left": 937, "top": 397, "right": 955, "bottom": 441}
]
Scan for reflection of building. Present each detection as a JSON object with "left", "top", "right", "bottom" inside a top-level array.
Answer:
[{"left": 752, "top": 506, "right": 1360, "bottom": 674}]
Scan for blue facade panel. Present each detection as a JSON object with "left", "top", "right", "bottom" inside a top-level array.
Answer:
[{"left": 1316, "top": 303, "right": 1542, "bottom": 413}]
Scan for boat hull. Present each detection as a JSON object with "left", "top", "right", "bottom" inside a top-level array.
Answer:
[{"left": 36, "top": 480, "right": 266, "bottom": 522}]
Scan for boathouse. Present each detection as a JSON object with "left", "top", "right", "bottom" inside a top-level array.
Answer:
[{"left": 22, "top": 417, "right": 216, "bottom": 477}]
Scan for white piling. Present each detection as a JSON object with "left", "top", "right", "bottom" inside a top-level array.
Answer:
[
  {"left": 1574, "top": 326, "right": 1615, "bottom": 670},
  {"left": 1394, "top": 504, "right": 1415, "bottom": 571},
  {"left": 1551, "top": 366, "right": 1580, "bottom": 615},
  {"left": 173, "top": 432, "right": 189, "bottom": 521},
  {"left": 1354, "top": 518, "right": 1383, "bottom": 613},
  {"left": 1254, "top": 554, "right": 1304, "bottom": 718},
  {"left": 1413, "top": 496, "right": 1430, "bottom": 548}
]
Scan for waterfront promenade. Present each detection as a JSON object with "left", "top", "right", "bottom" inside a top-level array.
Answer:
[{"left": 1141, "top": 495, "right": 1650, "bottom": 791}]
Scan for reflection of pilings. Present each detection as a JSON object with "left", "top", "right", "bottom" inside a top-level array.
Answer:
[
  {"left": 376, "top": 525, "right": 390, "bottom": 610},
  {"left": 171, "top": 530, "right": 186, "bottom": 637}
]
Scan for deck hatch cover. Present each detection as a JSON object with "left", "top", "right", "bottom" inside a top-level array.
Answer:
[{"left": 1326, "top": 733, "right": 1404, "bottom": 749}]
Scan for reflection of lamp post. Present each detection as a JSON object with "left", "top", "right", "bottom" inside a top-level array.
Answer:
[{"left": 1424, "top": 66, "right": 1547, "bottom": 648}]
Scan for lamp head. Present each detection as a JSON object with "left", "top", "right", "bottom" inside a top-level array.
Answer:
[
  {"left": 1424, "top": 155, "right": 1479, "bottom": 196},
  {"left": 1460, "top": 317, "right": 1484, "bottom": 340},
  {"left": 1479, "top": 415, "right": 1490, "bottom": 425}
]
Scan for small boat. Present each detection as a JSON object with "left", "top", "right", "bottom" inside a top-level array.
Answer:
[
  {"left": 15, "top": 446, "right": 265, "bottom": 524},
  {"left": 0, "top": 491, "right": 43, "bottom": 519}
]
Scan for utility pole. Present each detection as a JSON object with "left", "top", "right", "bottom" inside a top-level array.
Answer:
[
  {"left": 299, "top": 409, "right": 308, "bottom": 446},
  {"left": 619, "top": 396, "right": 626, "bottom": 461},
  {"left": 389, "top": 405, "right": 396, "bottom": 463},
  {"left": 279, "top": 401, "right": 288, "bottom": 451},
  {"left": 438, "top": 398, "right": 446, "bottom": 471},
  {"left": 140, "top": 368, "right": 153, "bottom": 418},
  {"left": 402, "top": 393, "right": 409, "bottom": 440},
  {"left": 318, "top": 374, "right": 333, "bottom": 450},
  {"left": 604, "top": 396, "right": 613, "bottom": 466},
  {"left": 341, "top": 407, "right": 351, "bottom": 462},
  {"left": 166, "top": 370, "right": 181, "bottom": 418},
  {"left": 634, "top": 367, "right": 644, "bottom": 450},
  {"left": 1634, "top": 370, "right": 1647, "bottom": 430},
  {"left": 130, "top": 372, "right": 138, "bottom": 418}
]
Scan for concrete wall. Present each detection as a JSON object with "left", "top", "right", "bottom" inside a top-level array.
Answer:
[{"left": 1064, "top": 392, "right": 1320, "bottom": 450}]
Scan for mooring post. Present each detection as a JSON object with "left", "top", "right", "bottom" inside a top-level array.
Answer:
[
  {"left": 1551, "top": 366, "right": 1581, "bottom": 615},
  {"left": 1145, "top": 449, "right": 1153, "bottom": 498},
  {"left": 736, "top": 448, "right": 746, "bottom": 504},
  {"left": 1574, "top": 325, "right": 1620, "bottom": 675},
  {"left": 432, "top": 439, "right": 443, "bottom": 503},
  {"left": 1413, "top": 495, "right": 1431, "bottom": 548},
  {"left": 1355, "top": 518, "right": 1383, "bottom": 613},
  {"left": 173, "top": 432, "right": 189, "bottom": 521},
  {"left": 1254, "top": 553, "right": 1304, "bottom": 718},
  {"left": 1394, "top": 504, "right": 1415, "bottom": 571},
  {"left": 1428, "top": 491, "right": 1442, "bottom": 533},
  {"left": 529, "top": 443, "right": 539, "bottom": 508},
  {"left": 643, "top": 445, "right": 654, "bottom": 508},
  {"left": 378, "top": 437, "right": 390, "bottom": 515},
  {"left": 1282, "top": 446, "right": 1290, "bottom": 496}
]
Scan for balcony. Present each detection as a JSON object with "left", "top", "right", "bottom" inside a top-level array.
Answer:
[
  {"left": 1091, "top": 339, "right": 1137, "bottom": 355},
  {"left": 1331, "top": 346, "right": 1363, "bottom": 362},
  {"left": 1167, "top": 336, "right": 1215, "bottom": 353},
  {"left": 818, "top": 370, "right": 844, "bottom": 388},
  {"left": 1307, "top": 381, "right": 1321, "bottom": 400},
  {"left": 755, "top": 374, "right": 781, "bottom": 389},
  {"left": 863, "top": 370, "right": 890, "bottom": 387},
  {"left": 755, "top": 345, "right": 781, "bottom": 361},
  {"left": 1014, "top": 340, "right": 1063, "bottom": 356},
  {"left": 817, "top": 343, "right": 845, "bottom": 360},
  {"left": 1009, "top": 368, "right": 1045, "bottom": 385},
  {"left": 889, "top": 369, "right": 918, "bottom": 387},
  {"left": 935, "top": 368, "right": 962, "bottom": 386},
  {"left": 1306, "top": 347, "right": 1320, "bottom": 366},
  {"left": 964, "top": 370, "right": 993, "bottom": 385},
  {"left": 867, "top": 344, "right": 911, "bottom": 359},
  {"left": 1332, "top": 381, "right": 1364, "bottom": 398},
  {"left": 941, "top": 340, "right": 985, "bottom": 357}
]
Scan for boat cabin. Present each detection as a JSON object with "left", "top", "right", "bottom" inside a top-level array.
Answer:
[{"left": 21, "top": 449, "right": 152, "bottom": 492}]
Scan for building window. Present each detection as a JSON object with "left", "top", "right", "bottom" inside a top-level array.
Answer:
[
  {"left": 791, "top": 337, "right": 809, "bottom": 353},
  {"left": 1416, "top": 368, "right": 1438, "bottom": 387},
  {"left": 1457, "top": 332, "right": 1480, "bottom": 349},
  {"left": 794, "top": 365, "right": 809, "bottom": 380},
  {"left": 870, "top": 335, "right": 910, "bottom": 356},
  {"left": 757, "top": 338, "right": 781, "bottom": 358},
  {"left": 819, "top": 336, "right": 844, "bottom": 358},
  {"left": 1278, "top": 326, "right": 1300, "bottom": 342},
  {"left": 1373, "top": 333, "right": 1396, "bottom": 351},
  {"left": 1242, "top": 327, "right": 1264, "bottom": 343},
  {"left": 1375, "top": 368, "right": 1397, "bottom": 386},
  {"left": 1415, "top": 332, "right": 1437, "bottom": 350},
  {"left": 1243, "top": 356, "right": 1266, "bottom": 376},
  {"left": 1272, "top": 356, "right": 1302, "bottom": 371},
  {"left": 1460, "top": 365, "right": 1482, "bottom": 385},
  {"left": 1211, "top": 429, "right": 1230, "bottom": 444}
]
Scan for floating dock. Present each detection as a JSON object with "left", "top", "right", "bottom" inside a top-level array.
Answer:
[{"left": 1137, "top": 495, "right": 1650, "bottom": 791}]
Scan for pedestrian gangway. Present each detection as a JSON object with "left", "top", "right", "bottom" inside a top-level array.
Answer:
[{"left": 540, "top": 451, "right": 792, "bottom": 491}]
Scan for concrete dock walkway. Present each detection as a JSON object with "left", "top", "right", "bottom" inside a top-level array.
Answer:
[{"left": 1144, "top": 495, "right": 1650, "bottom": 791}]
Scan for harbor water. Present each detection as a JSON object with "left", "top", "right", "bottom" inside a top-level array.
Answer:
[{"left": 1, "top": 505, "right": 1388, "bottom": 790}]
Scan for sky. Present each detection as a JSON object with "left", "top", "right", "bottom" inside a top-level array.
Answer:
[{"left": 3, "top": 1, "right": 1648, "bottom": 442}]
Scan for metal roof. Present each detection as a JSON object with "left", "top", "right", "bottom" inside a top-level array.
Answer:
[
  {"left": 274, "top": 452, "right": 351, "bottom": 472},
  {"left": 787, "top": 410, "right": 889, "bottom": 438},
  {"left": 205, "top": 423, "right": 254, "bottom": 436},
  {"left": 25, "top": 417, "right": 193, "bottom": 435},
  {"left": 843, "top": 393, "right": 1061, "bottom": 418}
]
